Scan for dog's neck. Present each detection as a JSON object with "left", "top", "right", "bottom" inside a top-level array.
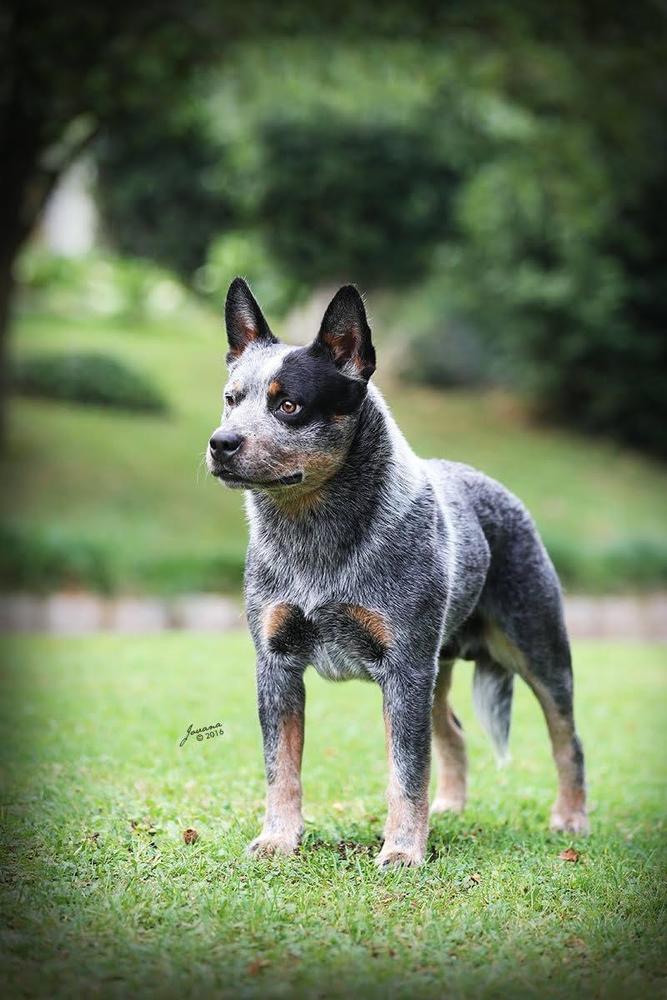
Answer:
[{"left": 245, "top": 385, "right": 425, "bottom": 556}]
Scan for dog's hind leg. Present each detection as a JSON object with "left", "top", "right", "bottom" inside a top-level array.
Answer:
[
  {"left": 486, "top": 619, "right": 589, "bottom": 835},
  {"left": 430, "top": 658, "right": 467, "bottom": 814},
  {"left": 529, "top": 669, "right": 588, "bottom": 835}
]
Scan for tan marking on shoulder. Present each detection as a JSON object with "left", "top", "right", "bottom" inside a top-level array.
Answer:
[
  {"left": 345, "top": 605, "right": 393, "bottom": 650},
  {"left": 267, "top": 379, "right": 283, "bottom": 400},
  {"left": 263, "top": 602, "right": 293, "bottom": 641}
]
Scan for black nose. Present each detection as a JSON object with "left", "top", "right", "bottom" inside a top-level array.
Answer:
[{"left": 209, "top": 430, "right": 244, "bottom": 458}]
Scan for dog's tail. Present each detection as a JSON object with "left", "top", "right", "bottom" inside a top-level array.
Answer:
[{"left": 472, "top": 658, "right": 514, "bottom": 766}]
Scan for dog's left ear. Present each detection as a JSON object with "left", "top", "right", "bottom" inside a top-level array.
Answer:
[
  {"left": 312, "top": 285, "right": 376, "bottom": 381},
  {"left": 225, "top": 277, "right": 278, "bottom": 363}
]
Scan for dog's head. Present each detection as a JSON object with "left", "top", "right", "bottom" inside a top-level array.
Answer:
[{"left": 206, "top": 278, "right": 376, "bottom": 501}]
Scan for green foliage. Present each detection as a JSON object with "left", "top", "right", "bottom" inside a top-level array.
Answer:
[
  {"left": 16, "top": 249, "right": 202, "bottom": 324},
  {"left": 95, "top": 110, "right": 236, "bottom": 279},
  {"left": 1, "top": 634, "right": 665, "bottom": 996},
  {"left": 195, "top": 230, "right": 307, "bottom": 318},
  {"left": 137, "top": 550, "right": 245, "bottom": 594},
  {"left": 11, "top": 351, "right": 167, "bottom": 413},
  {"left": 199, "top": 30, "right": 666, "bottom": 455},
  {"left": 258, "top": 118, "right": 456, "bottom": 288},
  {"left": 544, "top": 535, "right": 667, "bottom": 593},
  {"left": 0, "top": 523, "right": 112, "bottom": 593},
  {"left": 3, "top": 299, "right": 667, "bottom": 596}
]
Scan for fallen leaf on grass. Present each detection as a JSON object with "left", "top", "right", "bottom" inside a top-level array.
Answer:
[
  {"left": 559, "top": 848, "right": 580, "bottom": 863},
  {"left": 183, "top": 828, "right": 199, "bottom": 845},
  {"left": 247, "top": 958, "right": 270, "bottom": 976}
]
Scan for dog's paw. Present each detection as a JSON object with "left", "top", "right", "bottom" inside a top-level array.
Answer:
[
  {"left": 430, "top": 794, "right": 465, "bottom": 815},
  {"left": 246, "top": 833, "right": 300, "bottom": 858},
  {"left": 374, "top": 845, "right": 425, "bottom": 869},
  {"left": 550, "top": 809, "right": 590, "bottom": 835}
]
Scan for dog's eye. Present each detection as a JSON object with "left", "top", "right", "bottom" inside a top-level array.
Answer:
[
  {"left": 224, "top": 393, "right": 236, "bottom": 408},
  {"left": 279, "top": 399, "right": 301, "bottom": 415}
]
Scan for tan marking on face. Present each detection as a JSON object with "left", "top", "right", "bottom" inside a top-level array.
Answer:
[
  {"left": 431, "top": 660, "right": 467, "bottom": 812},
  {"left": 301, "top": 449, "right": 344, "bottom": 482},
  {"left": 267, "top": 448, "right": 347, "bottom": 517},
  {"left": 267, "top": 379, "right": 283, "bottom": 401},
  {"left": 263, "top": 602, "right": 293, "bottom": 641},
  {"left": 344, "top": 605, "right": 393, "bottom": 651}
]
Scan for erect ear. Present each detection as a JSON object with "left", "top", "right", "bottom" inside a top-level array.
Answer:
[
  {"left": 225, "top": 277, "right": 278, "bottom": 363},
  {"left": 311, "top": 285, "right": 376, "bottom": 381}
]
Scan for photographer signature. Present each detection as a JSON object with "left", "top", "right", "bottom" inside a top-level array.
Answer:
[{"left": 179, "top": 721, "right": 224, "bottom": 747}]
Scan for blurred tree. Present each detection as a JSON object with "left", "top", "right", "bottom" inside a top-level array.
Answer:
[
  {"left": 426, "top": 23, "right": 667, "bottom": 455},
  {"left": 0, "top": 0, "right": 473, "bottom": 447},
  {"left": 259, "top": 119, "right": 457, "bottom": 288},
  {"left": 4, "top": 0, "right": 666, "bottom": 455},
  {"left": 95, "top": 110, "right": 235, "bottom": 280},
  {"left": 0, "top": 2, "right": 224, "bottom": 446}
]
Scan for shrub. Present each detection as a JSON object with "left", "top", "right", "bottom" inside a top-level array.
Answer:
[
  {"left": 16, "top": 250, "right": 196, "bottom": 323},
  {"left": 137, "top": 551, "right": 246, "bottom": 594},
  {"left": 0, "top": 524, "right": 113, "bottom": 593},
  {"left": 10, "top": 352, "right": 167, "bottom": 413},
  {"left": 257, "top": 118, "right": 458, "bottom": 289},
  {"left": 95, "top": 110, "right": 235, "bottom": 279},
  {"left": 544, "top": 534, "right": 667, "bottom": 593},
  {"left": 194, "top": 230, "right": 307, "bottom": 319}
]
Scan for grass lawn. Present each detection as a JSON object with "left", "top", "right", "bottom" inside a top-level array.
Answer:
[
  {"left": 2, "top": 306, "right": 667, "bottom": 592},
  {"left": 1, "top": 635, "right": 665, "bottom": 998}
]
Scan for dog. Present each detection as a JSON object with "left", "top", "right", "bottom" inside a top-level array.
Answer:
[{"left": 206, "top": 277, "right": 588, "bottom": 868}]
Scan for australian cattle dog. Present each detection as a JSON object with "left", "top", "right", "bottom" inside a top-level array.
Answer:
[{"left": 206, "top": 278, "right": 588, "bottom": 868}]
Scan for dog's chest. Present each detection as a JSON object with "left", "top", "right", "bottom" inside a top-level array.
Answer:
[
  {"left": 311, "top": 640, "right": 371, "bottom": 682},
  {"left": 263, "top": 599, "right": 392, "bottom": 681}
]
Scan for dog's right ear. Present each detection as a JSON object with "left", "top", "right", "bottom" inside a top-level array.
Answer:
[{"left": 225, "top": 277, "right": 278, "bottom": 363}]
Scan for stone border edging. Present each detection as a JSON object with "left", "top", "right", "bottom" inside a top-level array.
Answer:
[{"left": 0, "top": 592, "right": 665, "bottom": 640}]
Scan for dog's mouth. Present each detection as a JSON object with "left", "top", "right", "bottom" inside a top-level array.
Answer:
[{"left": 214, "top": 469, "right": 304, "bottom": 488}]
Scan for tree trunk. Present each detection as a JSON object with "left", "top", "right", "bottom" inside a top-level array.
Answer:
[
  {"left": 0, "top": 254, "right": 15, "bottom": 448},
  {"left": 0, "top": 162, "right": 59, "bottom": 451},
  {"left": 0, "top": 138, "right": 95, "bottom": 450}
]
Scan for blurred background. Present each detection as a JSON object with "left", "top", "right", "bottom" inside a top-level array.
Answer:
[{"left": 1, "top": 1, "right": 666, "bottom": 618}]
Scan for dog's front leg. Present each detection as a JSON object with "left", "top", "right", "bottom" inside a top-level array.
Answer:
[
  {"left": 376, "top": 670, "right": 433, "bottom": 869},
  {"left": 247, "top": 655, "right": 305, "bottom": 858}
]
